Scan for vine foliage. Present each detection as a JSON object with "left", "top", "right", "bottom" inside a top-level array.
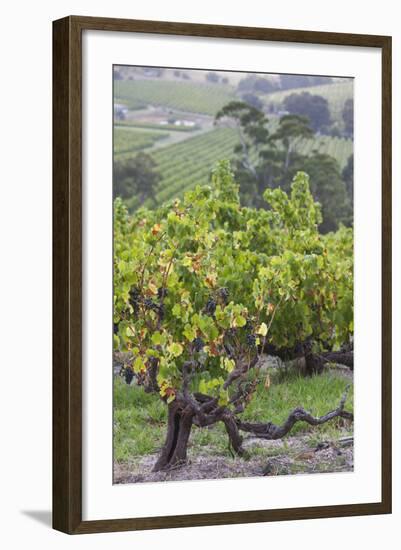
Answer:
[{"left": 114, "top": 162, "right": 353, "bottom": 470}]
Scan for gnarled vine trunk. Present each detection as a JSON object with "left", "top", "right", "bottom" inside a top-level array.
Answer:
[
  {"left": 153, "top": 401, "right": 194, "bottom": 472},
  {"left": 152, "top": 385, "right": 352, "bottom": 472},
  {"left": 263, "top": 342, "right": 354, "bottom": 376}
]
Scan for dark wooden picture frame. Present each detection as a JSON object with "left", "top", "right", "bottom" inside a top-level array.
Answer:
[{"left": 53, "top": 15, "right": 392, "bottom": 534}]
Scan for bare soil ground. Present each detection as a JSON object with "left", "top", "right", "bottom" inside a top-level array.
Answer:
[{"left": 114, "top": 432, "right": 353, "bottom": 484}]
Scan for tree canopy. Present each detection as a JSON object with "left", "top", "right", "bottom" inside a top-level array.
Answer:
[
  {"left": 279, "top": 74, "right": 333, "bottom": 91},
  {"left": 237, "top": 75, "right": 278, "bottom": 94},
  {"left": 283, "top": 92, "right": 332, "bottom": 133},
  {"left": 215, "top": 101, "right": 352, "bottom": 231},
  {"left": 113, "top": 152, "right": 161, "bottom": 209},
  {"left": 342, "top": 98, "right": 354, "bottom": 138}
]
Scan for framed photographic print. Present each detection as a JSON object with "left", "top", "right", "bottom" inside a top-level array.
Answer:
[{"left": 53, "top": 16, "right": 392, "bottom": 534}]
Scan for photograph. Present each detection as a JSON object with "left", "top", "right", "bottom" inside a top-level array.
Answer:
[{"left": 112, "top": 65, "right": 355, "bottom": 485}]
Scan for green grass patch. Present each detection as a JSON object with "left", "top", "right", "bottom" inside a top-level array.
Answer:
[
  {"left": 114, "top": 378, "right": 167, "bottom": 461},
  {"left": 241, "top": 369, "right": 353, "bottom": 437},
  {"left": 114, "top": 79, "right": 235, "bottom": 116},
  {"left": 113, "top": 370, "right": 353, "bottom": 464},
  {"left": 114, "top": 127, "right": 168, "bottom": 158}
]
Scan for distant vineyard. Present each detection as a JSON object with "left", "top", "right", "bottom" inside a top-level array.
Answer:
[
  {"left": 144, "top": 128, "right": 353, "bottom": 206},
  {"left": 114, "top": 80, "right": 235, "bottom": 116},
  {"left": 114, "top": 127, "right": 167, "bottom": 158},
  {"left": 263, "top": 80, "right": 354, "bottom": 125},
  {"left": 151, "top": 128, "right": 239, "bottom": 204},
  {"left": 296, "top": 136, "right": 353, "bottom": 170}
]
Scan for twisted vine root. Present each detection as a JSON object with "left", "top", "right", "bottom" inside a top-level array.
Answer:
[
  {"left": 153, "top": 386, "right": 353, "bottom": 471},
  {"left": 237, "top": 385, "right": 353, "bottom": 440}
]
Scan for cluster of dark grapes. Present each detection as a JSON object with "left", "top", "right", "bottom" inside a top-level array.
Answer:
[
  {"left": 246, "top": 333, "right": 257, "bottom": 348},
  {"left": 113, "top": 322, "right": 119, "bottom": 335},
  {"left": 192, "top": 337, "right": 205, "bottom": 352},
  {"left": 204, "top": 297, "right": 216, "bottom": 316},
  {"left": 218, "top": 287, "right": 229, "bottom": 304},
  {"left": 145, "top": 297, "right": 165, "bottom": 321},
  {"left": 157, "top": 287, "right": 168, "bottom": 300},
  {"left": 129, "top": 286, "right": 141, "bottom": 315},
  {"left": 144, "top": 297, "right": 157, "bottom": 311},
  {"left": 122, "top": 366, "right": 134, "bottom": 385},
  {"left": 156, "top": 288, "right": 167, "bottom": 320},
  {"left": 128, "top": 286, "right": 166, "bottom": 321}
]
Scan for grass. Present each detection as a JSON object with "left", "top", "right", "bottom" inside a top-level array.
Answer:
[
  {"left": 113, "top": 368, "right": 353, "bottom": 464},
  {"left": 114, "top": 79, "right": 235, "bottom": 116},
  {"left": 240, "top": 368, "right": 353, "bottom": 437},
  {"left": 114, "top": 127, "right": 168, "bottom": 158}
]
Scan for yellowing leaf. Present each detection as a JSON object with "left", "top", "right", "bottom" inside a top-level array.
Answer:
[
  {"left": 151, "top": 223, "right": 161, "bottom": 235},
  {"left": 133, "top": 356, "right": 145, "bottom": 373},
  {"left": 204, "top": 273, "right": 217, "bottom": 288},
  {"left": 218, "top": 390, "right": 229, "bottom": 406},
  {"left": 257, "top": 322, "right": 268, "bottom": 336},
  {"left": 221, "top": 357, "right": 235, "bottom": 373},
  {"left": 147, "top": 282, "right": 158, "bottom": 296},
  {"left": 151, "top": 331, "right": 166, "bottom": 346},
  {"left": 199, "top": 379, "right": 207, "bottom": 394},
  {"left": 182, "top": 255, "right": 192, "bottom": 266},
  {"left": 172, "top": 303, "right": 181, "bottom": 317},
  {"left": 167, "top": 342, "right": 183, "bottom": 357},
  {"left": 183, "top": 324, "right": 196, "bottom": 341},
  {"left": 233, "top": 314, "right": 246, "bottom": 328}
]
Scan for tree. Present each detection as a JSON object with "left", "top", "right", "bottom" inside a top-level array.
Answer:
[
  {"left": 279, "top": 74, "right": 333, "bottom": 90},
  {"left": 280, "top": 74, "right": 311, "bottom": 90},
  {"left": 342, "top": 154, "right": 354, "bottom": 206},
  {"left": 113, "top": 152, "right": 161, "bottom": 208},
  {"left": 114, "top": 163, "right": 353, "bottom": 471},
  {"left": 342, "top": 99, "right": 354, "bottom": 138},
  {"left": 287, "top": 154, "right": 352, "bottom": 233},
  {"left": 238, "top": 75, "right": 277, "bottom": 94},
  {"left": 215, "top": 102, "right": 352, "bottom": 231},
  {"left": 205, "top": 72, "right": 220, "bottom": 83},
  {"left": 283, "top": 92, "right": 331, "bottom": 133},
  {"left": 241, "top": 92, "right": 264, "bottom": 110},
  {"left": 269, "top": 114, "right": 314, "bottom": 171},
  {"left": 215, "top": 101, "right": 269, "bottom": 183}
]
